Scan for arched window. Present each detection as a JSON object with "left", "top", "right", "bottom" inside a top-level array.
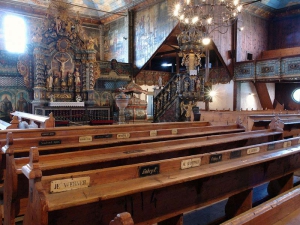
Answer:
[
  {"left": 292, "top": 88, "right": 300, "bottom": 103},
  {"left": 4, "top": 15, "right": 27, "bottom": 53}
]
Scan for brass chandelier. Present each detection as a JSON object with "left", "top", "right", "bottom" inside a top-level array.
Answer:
[{"left": 173, "top": 0, "right": 260, "bottom": 53}]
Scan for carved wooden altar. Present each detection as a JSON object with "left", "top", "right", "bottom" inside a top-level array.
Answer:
[{"left": 17, "top": 3, "right": 99, "bottom": 113}]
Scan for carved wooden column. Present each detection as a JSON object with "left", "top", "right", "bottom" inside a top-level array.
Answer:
[
  {"left": 85, "top": 50, "right": 97, "bottom": 106},
  {"left": 31, "top": 44, "right": 48, "bottom": 112}
]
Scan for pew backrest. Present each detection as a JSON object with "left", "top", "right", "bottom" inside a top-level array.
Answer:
[
  {"left": 11, "top": 111, "right": 55, "bottom": 128},
  {"left": 0, "top": 116, "right": 19, "bottom": 130}
]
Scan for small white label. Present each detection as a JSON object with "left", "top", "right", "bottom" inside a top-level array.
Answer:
[
  {"left": 79, "top": 136, "right": 92, "bottom": 143},
  {"left": 247, "top": 147, "right": 260, "bottom": 155},
  {"left": 283, "top": 141, "right": 292, "bottom": 148},
  {"left": 181, "top": 157, "right": 201, "bottom": 170},
  {"left": 150, "top": 130, "right": 157, "bottom": 137},
  {"left": 181, "top": 159, "right": 192, "bottom": 169},
  {"left": 50, "top": 176, "right": 90, "bottom": 193},
  {"left": 191, "top": 158, "right": 201, "bottom": 167},
  {"left": 117, "top": 133, "right": 130, "bottom": 139},
  {"left": 172, "top": 129, "right": 178, "bottom": 135}
]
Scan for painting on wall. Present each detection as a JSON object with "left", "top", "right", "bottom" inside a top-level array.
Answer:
[
  {"left": 134, "top": 1, "right": 177, "bottom": 69},
  {"left": 103, "top": 17, "right": 127, "bottom": 62},
  {"left": 0, "top": 92, "right": 14, "bottom": 120},
  {"left": 0, "top": 90, "right": 30, "bottom": 121}
]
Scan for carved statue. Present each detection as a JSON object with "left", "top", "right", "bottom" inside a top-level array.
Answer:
[
  {"left": 195, "top": 78, "right": 201, "bottom": 91},
  {"left": 86, "top": 37, "right": 98, "bottom": 50},
  {"left": 67, "top": 72, "right": 73, "bottom": 87},
  {"left": 184, "top": 79, "right": 190, "bottom": 92},
  {"left": 46, "top": 66, "right": 53, "bottom": 90},
  {"left": 181, "top": 101, "right": 196, "bottom": 121},
  {"left": 55, "top": 54, "right": 70, "bottom": 75},
  {"left": 74, "top": 68, "right": 81, "bottom": 86},
  {"left": 158, "top": 75, "right": 163, "bottom": 88}
]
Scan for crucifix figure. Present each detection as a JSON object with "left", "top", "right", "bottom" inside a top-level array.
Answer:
[{"left": 55, "top": 54, "right": 70, "bottom": 76}]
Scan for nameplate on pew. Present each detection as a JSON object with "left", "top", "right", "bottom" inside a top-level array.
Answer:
[
  {"left": 267, "top": 143, "right": 276, "bottom": 151},
  {"left": 172, "top": 129, "right": 178, "bottom": 135},
  {"left": 41, "top": 132, "right": 56, "bottom": 137},
  {"left": 181, "top": 157, "right": 201, "bottom": 169},
  {"left": 150, "top": 130, "right": 157, "bottom": 136},
  {"left": 50, "top": 176, "right": 90, "bottom": 193},
  {"left": 39, "top": 140, "right": 61, "bottom": 146},
  {"left": 79, "top": 136, "right": 92, "bottom": 143},
  {"left": 247, "top": 147, "right": 260, "bottom": 155},
  {"left": 124, "top": 150, "right": 145, "bottom": 154},
  {"left": 117, "top": 133, "right": 130, "bottom": 139},
  {"left": 210, "top": 154, "right": 222, "bottom": 163},
  {"left": 283, "top": 141, "right": 292, "bottom": 148},
  {"left": 94, "top": 134, "right": 113, "bottom": 139},
  {"left": 139, "top": 164, "right": 160, "bottom": 177},
  {"left": 230, "top": 150, "right": 241, "bottom": 159}
]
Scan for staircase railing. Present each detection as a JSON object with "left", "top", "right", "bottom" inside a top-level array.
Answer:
[{"left": 153, "top": 74, "right": 180, "bottom": 122}]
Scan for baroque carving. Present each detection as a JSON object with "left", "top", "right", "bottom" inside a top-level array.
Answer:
[{"left": 17, "top": 54, "right": 31, "bottom": 88}]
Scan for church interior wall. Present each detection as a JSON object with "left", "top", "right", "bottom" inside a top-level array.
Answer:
[{"left": 197, "top": 81, "right": 234, "bottom": 111}]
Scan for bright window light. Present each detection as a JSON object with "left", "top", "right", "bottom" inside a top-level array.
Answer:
[
  {"left": 161, "top": 63, "right": 172, "bottom": 67},
  {"left": 4, "top": 15, "right": 27, "bottom": 53}
]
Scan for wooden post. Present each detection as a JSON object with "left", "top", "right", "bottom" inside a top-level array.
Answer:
[{"left": 225, "top": 188, "right": 253, "bottom": 219}]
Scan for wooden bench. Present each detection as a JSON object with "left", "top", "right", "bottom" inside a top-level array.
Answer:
[
  {"left": 10, "top": 111, "right": 55, "bottom": 128},
  {"left": 0, "top": 116, "right": 19, "bottom": 130},
  {"left": 221, "top": 185, "right": 300, "bottom": 225},
  {"left": 248, "top": 114, "right": 300, "bottom": 131},
  {"left": 0, "top": 121, "right": 212, "bottom": 144},
  {"left": 21, "top": 135, "right": 300, "bottom": 225},
  {"left": 268, "top": 117, "right": 300, "bottom": 138},
  {"left": 3, "top": 129, "right": 282, "bottom": 224},
  {"left": 1, "top": 123, "right": 245, "bottom": 159},
  {"left": 200, "top": 110, "right": 300, "bottom": 128}
]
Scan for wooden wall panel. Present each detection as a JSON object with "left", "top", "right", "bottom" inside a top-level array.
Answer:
[{"left": 237, "top": 12, "right": 269, "bottom": 62}]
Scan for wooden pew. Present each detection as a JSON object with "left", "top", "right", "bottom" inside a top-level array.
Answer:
[
  {"left": 268, "top": 117, "right": 300, "bottom": 138},
  {"left": 0, "top": 116, "right": 19, "bottom": 130},
  {"left": 221, "top": 185, "right": 300, "bottom": 225},
  {"left": 200, "top": 110, "right": 300, "bottom": 128},
  {"left": 1, "top": 123, "right": 245, "bottom": 158},
  {"left": 3, "top": 129, "right": 282, "bottom": 224},
  {"left": 0, "top": 121, "right": 212, "bottom": 144},
  {"left": 10, "top": 111, "right": 55, "bottom": 128},
  {"left": 247, "top": 114, "right": 300, "bottom": 132},
  {"left": 21, "top": 136, "right": 300, "bottom": 225}
]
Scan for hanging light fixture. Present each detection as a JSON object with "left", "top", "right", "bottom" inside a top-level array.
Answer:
[{"left": 173, "top": 0, "right": 260, "bottom": 53}]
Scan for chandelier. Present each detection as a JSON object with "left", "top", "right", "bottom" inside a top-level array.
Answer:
[{"left": 173, "top": 0, "right": 256, "bottom": 53}]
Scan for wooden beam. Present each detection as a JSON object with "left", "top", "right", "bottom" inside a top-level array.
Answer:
[{"left": 253, "top": 82, "right": 273, "bottom": 110}]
